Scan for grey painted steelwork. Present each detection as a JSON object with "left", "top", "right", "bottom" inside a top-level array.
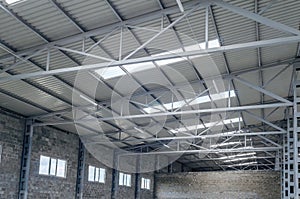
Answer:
[
  {"left": 281, "top": 63, "right": 300, "bottom": 199},
  {"left": 18, "top": 119, "right": 33, "bottom": 199},
  {"left": 134, "top": 155, "right": 141, "bottom": 199},
  {"left": 75, "top": 140, "right": 85, "bottom": 199},
  {"left": 1, "top": 36, "right": 300, "bottom": 82},
  {"left": 282, "top": 111, "right": 294, "bottom": 198},
  {"left": 111, "top": 150, "right": 119, "bottom": 199}
]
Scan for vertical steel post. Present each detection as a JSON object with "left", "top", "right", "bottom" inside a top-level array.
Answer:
[
  {"left": 18, "top": 119, "right": 33, "bottom": 199},
  {"left": 111, "top": 150, "right": 119, "bottom": 199},
  {"left": 135, "top": 155, "right": 141, "bottom": 199},
  {"left": 75, "top": 139, "right": 85, "bottom": 199},
  {"left": 292, "top": 63, "right": 300, "bottom": 198}
]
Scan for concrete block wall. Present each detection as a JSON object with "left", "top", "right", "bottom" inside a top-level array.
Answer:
[
  {"left": 140, "top": 173, "right": 155, "bottom": 199},
  {"left": 0, "top": 109, "right": 156, "bottom": 199},
  {"left": 83, "top": 152, "right": 113, "bottom": 198},
  {"left": 155, "top": 170, "right": 281, "bottom": 199},
  {"left": 28, "top": 126, "right": 79, "bottom": 199},
  {"left": 0, "top": 110, "right": 24, "bottom": 199}
]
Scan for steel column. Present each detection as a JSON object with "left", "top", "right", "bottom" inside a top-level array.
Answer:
[
  {"left": 134, "top": 155, "right": 141, "bottom": 199},
  {"left": 111, "top": 150, "right": 119, "bottom": 199},
  {"left": 75, "top": 139, "right": 85, "bottom": 199},
  {"left": 18, "top": 119, "right": 33, "bottom": 199},
  {"left": 292, "top": 63, "right": 300, "bottom": 198},
  {"left": 282, "top": 110, "right": 294, "bottom": 198}
]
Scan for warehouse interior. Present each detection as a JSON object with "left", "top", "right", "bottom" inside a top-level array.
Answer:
[{"left": 0, "top": 0, "right": 299, "bottom": 198}]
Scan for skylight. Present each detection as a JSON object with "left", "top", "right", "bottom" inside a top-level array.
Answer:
[
  {"left": 223, "top": 156, "right": 257, "bottom": 163},
  {"left": 218, "top": 152, "right": 256, "bottom": 160},
  {"left": 206, "top": 130, "right": 243, "bottom": 138},
  {"left": 170, "top": 117, "right": 242, "bottom": 134},
  {"left": 227, "top": 161, "right": 258, "bottom": 167},
  {"left": 143, "top": 90, "right": 236, "bottom": 114},
  {"left": 95, "top": 39, "right": 220, "bottom": 80},
  {"left": 5, "top": 0, "right": 24, "bottom": 4},
  {"left": 211, "top": 141, "right": 242, "bottom": 148}
]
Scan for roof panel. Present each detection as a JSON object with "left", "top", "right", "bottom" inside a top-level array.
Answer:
[
  {"left": 10, "top": 0, "right": 81, "bottom": 41},
  {"left": 110, "top": 0, "right": 160, "bottom": 20},
  {"left": 56, "top": 0, "right": 119, "bottom": 30},
  {"left": 0, "top": 91, "right": 46, "bottom": 116},
  {"left": 0, "top": 8, "right": 44, "bottom": 50}
]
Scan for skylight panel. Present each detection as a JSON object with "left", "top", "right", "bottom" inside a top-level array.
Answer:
[
  {"left": 94, "top": 39, "right": 220, "bottom": 80},
  {"left": 223, "top": 156, "right": 257, "bottom": 163},
  {"left": 94, "top": 66, "right": 126, "bottom": 79},
  {"left": 123, "top": 62, "right": 156, "bottom": 73},
  {"left": 218, "top": 152, "right": 256, "bottom": 160},
  {"left": 5, "top": 0, "right": 24, "bottom": 4},
  {"left": 170, "top": 117, "right": 243, "bottom": 134},
  {"left": 227, "top": 161, "right": 258, "bottom": 167},
  {"left": 211, "top": 141, "right": 242, "bottom": 148},
  {"left": 143, "top": 90, "right": 236, "bottom": 114}
]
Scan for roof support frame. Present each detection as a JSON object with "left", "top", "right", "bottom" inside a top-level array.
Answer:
[{"left": 0, "top": 35, "right": 299, "bottom": 83}]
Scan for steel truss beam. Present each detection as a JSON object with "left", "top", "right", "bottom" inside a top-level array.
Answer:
[
  {"left": 1, "top": 36, "right": 299, "bottom": 83},
  {"left": 30, "top": 61, "right": 294, "bottom": 120},
  {"left": 87, "top": 131, "right": 284, "bottom": 144},
  {"left": 32, "top": 102, "right": 290, "bottom": 125},
  {"left": 120, "top": 147, "right": 281, "bottom": 156},
  {"left": 0, "top": 0, "right": 202, "bottom": 62},
  {"left": 181, "top": 156, "right": 275, "bottom": 163}
]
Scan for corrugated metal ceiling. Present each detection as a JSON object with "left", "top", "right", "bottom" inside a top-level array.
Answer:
[{"left": 0, "top": 0, "right": 298, "bottom": 170}]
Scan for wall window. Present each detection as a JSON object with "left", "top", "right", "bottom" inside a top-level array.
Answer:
[
  {"left": 141, "top": 177, "right": 151, "bottom": 190},
  {"left": 88, "top": 165, "right": 106, "bottom": 183},
  {"left": 119, "top": 172, "right": 131, "bottom": 187},
  {"left": 39, "top": 155, "right": 67, "bottom": 178},
  {"left": 0, "top": 145, "right": 2, "bottom": 163}
]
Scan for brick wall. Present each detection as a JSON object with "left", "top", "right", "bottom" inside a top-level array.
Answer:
[
  {"left": 0, "top": 108, "right": 158, "bottom": 199},
  {"left": 0, "top": 111, "right": 24, "bottom": 199},
  {"left": 83, "top": 152, "right": 113, "bottom": 199},
  {"left": 28, "top": 126, "right": 79, "bottom": 199},
  {"left": 140, "top": 173, "right": 155, "bottom": 199},
  {"left": 155, "top": 170, "right": 281, "bottom": 199}
]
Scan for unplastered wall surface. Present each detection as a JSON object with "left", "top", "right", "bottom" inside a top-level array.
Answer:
[
  {"left": 83, "top": 152, "right": 113, "bottom": 199},
  {"left": 117, "top": 155, "right": 137, "bottom": 199},
  {"left": 28, "top": 126, "right": 79, "bottom": 199},
  {"left": 140, "top": 172, "right": 155, "bottom": 199},
  {"left": 0, "top": 111, "right": 24, "bottom": 199},
  {"left": 139, "top": 155, "right": 156, "bottom": 199},
  {"left": 155, "top": 170, "right": 280, "bottom": 199}
]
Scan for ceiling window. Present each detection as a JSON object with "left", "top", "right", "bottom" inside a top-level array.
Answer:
[
  {"left": 170, "top": 117, "right": 243, "bottom": 134},
  {"left": 5, "top": 0, "right": 25, "bottom": 5},
  {"left": 39, "top": 155, "right": 67, "bottom": 178},
  {"left": 119, "top": 172, "right": 131, "bottom": 187},
  {"left": 143, "top": 90, "right": 236, "bottom": 114},
  {"left": 227, "top": 161, "right": 258, "bottom": 167},
  {"left": 95, "top": 39, "right": 220, "bottom": 80},
  {"left": 88, "top": 165, "right": 106, "bottom": 183},
  {"left": 0, "top": 145, "right": 2, "bottom": 163},
  {"left": 141, "top": 177, "right": 151, "bottom": 190}
]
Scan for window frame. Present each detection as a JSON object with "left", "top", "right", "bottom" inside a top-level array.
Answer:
[
  {"left": 119, "top": 172, "right": 131, "bottom": 187},
  {"left": 0, "top": 144, "right": 3, "bottom": 163},
  {"left": 141, "top": 177, "right": 151, "bottom": 190},
  {"left": 38, "top": 155, "right": 67, "bottom": 178},
  {"left": 88, "top": 165, "right": 106, "bottom": 183}
]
